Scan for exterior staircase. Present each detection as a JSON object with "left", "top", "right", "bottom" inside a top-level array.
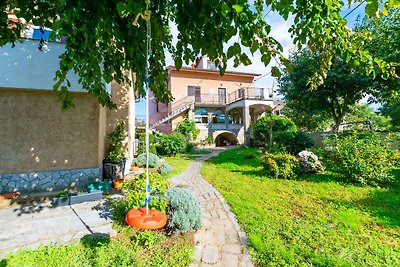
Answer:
[{"left": 149, "top": 96, "right": 195, "bottom": 132}]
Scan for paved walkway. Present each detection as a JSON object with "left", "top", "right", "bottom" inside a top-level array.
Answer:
[
  {"left": 171, "top": 147, "right": 254, "bottom": 267},
  {"left": 0, "top": 198, "right": 116, "bottom": 259}
]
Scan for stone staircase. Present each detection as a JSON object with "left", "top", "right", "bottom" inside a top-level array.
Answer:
[{"left": 150, "top": 97, "right": 194, "bottom": 132}]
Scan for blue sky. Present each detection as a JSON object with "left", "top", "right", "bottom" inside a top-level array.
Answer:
[{"left": 136, "top": 3, "right": 367, "bottom": 117}]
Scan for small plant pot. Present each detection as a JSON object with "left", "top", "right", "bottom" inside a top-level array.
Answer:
[
  {"left": 0, "top": 192, "right": 20, "bottom": 200},
  {"left": 113, "top": 179, "right": 125, "bottom": 190}
]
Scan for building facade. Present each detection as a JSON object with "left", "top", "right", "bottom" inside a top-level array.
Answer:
[
  {"left": 0, "top": 39, "right": 136, "bottom": 194},
  {"left": 149, "top": 57, "right": 274, "bottom": 145}
]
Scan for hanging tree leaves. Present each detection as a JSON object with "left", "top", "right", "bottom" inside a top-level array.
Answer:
[{"left": 0, "top": 0, "right": 399, "bottom": 109}]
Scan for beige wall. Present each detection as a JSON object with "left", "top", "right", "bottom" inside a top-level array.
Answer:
[
  {"left": 106, "top": 80, "right": 135, "bottom": 171},
  {"left": 0, "top": 88, "right": 104, "bottom": 173},
  {"left": 168, "top": 70, "right": 254, "bottom": 101}
]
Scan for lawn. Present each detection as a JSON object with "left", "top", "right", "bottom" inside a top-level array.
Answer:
[
  {"left": 201, "top": 147, "right": 400, "bottom": 267},
  {"left": 163, "top": 154, "right": 194, "bottom": 178}
]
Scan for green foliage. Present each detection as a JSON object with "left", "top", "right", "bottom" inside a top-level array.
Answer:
[
  {"left": 260, "top": 152, "right": 299, "bottom": 179},
  {"left": 135, "top": 153, "right": 160, "bottom": 168},
  {"left": 3, "top": 229, "right": 193, "bottom": 267},
  {"left": 159, "top": 163, "right": 173, "bottom": 175},
  {"left": 381, "top": 100, "right": 400, "bottom": 130},
  {"left": 156, "top": 133, "right": 187, "bottom": 156},
  {"left": 106, "top": 122, "right": 126, "bottom": 160},
  {"left": 279, "top": 50, "right": 372, "bottom": 131},
  {"left": 345, "top": 104, "right": 392, "bottom": 131},
  {"left": 331, "top": 133, "right": 394, "bottom": 185},
  {"left": 120, "top": 172, "right": 170, "bottom": 213},
  {"left": 2, "top": 1, "right": 397, "bottom": 110},
  {"left": 185, "top": 142, "right": 195, "bottom": 152},
  {"left": 201, "top": 148, "right": 400, "bottom": 266},
  {"left": 136, "top": 128, "right": 157, "bottom": 155},
  {"left": 252, "top": 115, "right": 297, "bottom": 151},
  {"left": 131, "top": 230, "right": 164, "bottom": 249},
  {"left": 205, "top": 136, "right": 215, "bottom": 145},
  {"left": 285, "top": 131, "right": 314, "bottom": 155},
  {"left": 165, "top": 187, "right": 202, "bottom": 235},
  {"left": 175, "top": 118, "right": 199, "bottom": 140}
]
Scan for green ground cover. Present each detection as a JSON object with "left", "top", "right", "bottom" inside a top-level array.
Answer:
[
  {"left": 162, "top": 154, "right": 193, "bottom": 178},
  {"left": 201, "top": 147, "right": 400, "bottom": 267},
  {"left": 1, "top": 232, "right": 192, "bottom": 267}
]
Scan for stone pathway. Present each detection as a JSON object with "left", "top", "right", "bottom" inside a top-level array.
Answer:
[
  {"left": 171, "top": 147, "right": 254, "bottom": 267},
  {"left": 0, "top": 198, "right": 116, "bottom": 259}
]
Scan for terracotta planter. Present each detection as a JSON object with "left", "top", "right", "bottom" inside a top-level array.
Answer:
[
  {"left": 0, "top": 192, "right": 20, "bottom": 200},
  {"left": 113, "top": 179, "right": 125, "bottom": 189}
]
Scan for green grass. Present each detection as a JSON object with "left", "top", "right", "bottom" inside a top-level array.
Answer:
[
  {"left": 162, "top": 154, "right": 193, "bottom": 179},
  {"left": 184, "top": 149, "right": 212, "bottom": 155},
  {"left": 201, "top": 147, "right": 400, "bottom": 267},
  {"left": 1, "top": 231, "right": 193, "bottom": 267}
]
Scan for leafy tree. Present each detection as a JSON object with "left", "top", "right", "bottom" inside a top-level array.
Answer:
[
  {"left": 252, "top": 114, "right": 297, "bottom": 151},
  {"left": 345, "top": 104, "right": 392, "bottom": 131},
  {"left": 381, "top": 101, "right": 400, "bottom": 129},
  {"left": 156, "top": 133, "right": 186, "bottom": 156},
  {"left": 282, "top": 105, "right": 332, "bottom": 132},
  {"left": 279, "top": 50, "right": 372, "bottom": 132},
  {"left": 1, "top": 0, "right": 398, "bottom": 109},
  {"left": 355, "top": 8, "right": 400, "bottom": 103},
  {"left": 175, "top": 118, "right": 199, "bottom": 140}
]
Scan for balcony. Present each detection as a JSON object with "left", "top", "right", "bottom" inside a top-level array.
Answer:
[
  {"left": 228, "top": 87, "right": 273, "bottom": 103},
  {"left": 192, "top": 87, "right": 273, "bottom": 106}
]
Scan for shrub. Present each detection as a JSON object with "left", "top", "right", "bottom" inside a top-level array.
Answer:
[
  {"left": 252, "top": 115, "right": 297, "bottom": 151},
  {"left": 106, "top": 122, "right": 126, "bottom": 160},
  {"left": 135, "top": 153, "right": 160, "bottom": 168},
  {"left": 156, "top": 133, "right": 187, "bottom": 156},
  {"left": 165, "top": 187, "right": 202, "bottom": 235},
  {"left": 176, "top": 118, "right": 199, "bottom": 140},
  {"left": 331, "top": 133, "right": 394, "bottom": 185},
  {"left": 186, "top": 142, "right": 195, "bottom": 152},
  {"left": 260, "top": 152, "right": 299, "bottom": 179},
  {"left": 286, "top": 131, "right": 314, "bottom": 154},
  {"left": 159, "top": 163, "right": 173, "bottom": 175},
  {"left": 120, "top": 172, "right": 170, "bottom": 213}
]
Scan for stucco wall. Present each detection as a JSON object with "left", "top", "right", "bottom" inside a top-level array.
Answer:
[
  {"left": 168, "top": 70, "right": 254, "bottom": 101},
  {"left": 0, "top": 88, "right": 102, "bottom": 173},
  {"left": 106, "top": 80, "right": 135, "bottom": 172}
]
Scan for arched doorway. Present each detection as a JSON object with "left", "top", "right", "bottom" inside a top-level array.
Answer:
[{"left": 215, "top": 132, "right": 238, "bottom": 147}]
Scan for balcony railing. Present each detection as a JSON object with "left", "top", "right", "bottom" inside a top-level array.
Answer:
[
  {"left": 228, "top": 87, "right": 273, "bottom": 103},
  {"left": 192, "top": 88, "right": 272, "bottom": 105}
]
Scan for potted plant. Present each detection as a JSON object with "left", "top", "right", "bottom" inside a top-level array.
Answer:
[{"left": 103, "top": 122, "right": 126, "bottom": 185}]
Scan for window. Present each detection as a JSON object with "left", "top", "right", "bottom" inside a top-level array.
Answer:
[
  {"left": 194, "top": 108, "right": 208, "bottom": 123},
  {"left": 211, "top": 110, "right": 225, "bottom": 124},
  {"left": 207, "top": 61, "right": 218, "bottom": 70},
  {"left": 188, "top": 86, "right": 201, "bottom": 103}
]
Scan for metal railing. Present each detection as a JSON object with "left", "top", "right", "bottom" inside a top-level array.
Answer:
[
  {"left": 228, "top": 87, "right": 273, "bottom": 103},
  {"left": 194, "top": 93, "right": 227, "bottom": 104}
]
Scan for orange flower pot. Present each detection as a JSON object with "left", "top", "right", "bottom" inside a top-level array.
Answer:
[
  {"left": 0, "top": 192, "right": 20, "bottom": 200},
  {"left": 113, "top": 179, "right": 125, "bottom": 189}
]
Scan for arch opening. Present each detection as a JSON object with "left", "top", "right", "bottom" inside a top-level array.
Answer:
[{"left": 215, "top": 132, "right": 238, "bottom": 147}]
